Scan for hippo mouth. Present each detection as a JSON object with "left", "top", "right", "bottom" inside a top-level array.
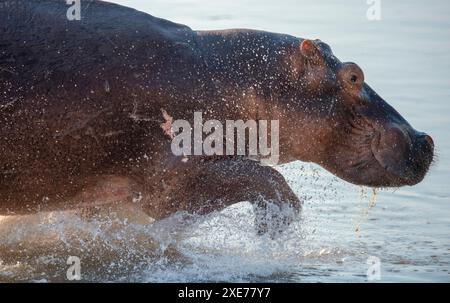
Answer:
[
  {"left": 369, "top": 130, "right": 434, "bottom": 187},
  {"left": 329, "top": 126, "right": 434, "bottom": 188},
  {"left": 370, "top": 146, "right": 417, "bottom": 187}
]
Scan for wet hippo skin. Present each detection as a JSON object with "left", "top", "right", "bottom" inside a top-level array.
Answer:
[{"left": 0, "top": 1, "right": 434, "bottom": 236}]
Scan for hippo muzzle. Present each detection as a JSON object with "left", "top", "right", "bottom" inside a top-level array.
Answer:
[
  {"left": 289, "top": 40, "right": 435, "bottom": 188},
  {"left": 361, "top": 84, "right": 434, "bottom": 187},
  {"left": 371, "top": 122, "right": 434, "bottom": 187},
  {"left": 324, "top": 82, "right": 435, "bottom": 188}
]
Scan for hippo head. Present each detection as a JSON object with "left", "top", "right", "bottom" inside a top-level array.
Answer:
[{"left": 277, "top": 39, "right": 434, "bottom": 187}]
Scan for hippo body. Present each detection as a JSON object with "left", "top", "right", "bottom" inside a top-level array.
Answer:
[{"left": 0, "top": 0, "right": 434, "bottom": 234}]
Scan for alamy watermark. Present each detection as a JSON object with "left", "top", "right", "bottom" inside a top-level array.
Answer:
[
  {"left": 66, "top": 256, "right": 82, "bottom": 281},
  {"left": 366, "top": 256, "right": 381, "bottom": 281},
  {"left": 366, "top": 0, "right": 382, "bottom": 21},
  {"left": 65, "top": 0, "right": 382, "bottom": 22},
  {"left": 167, "top": 111, "right": 280, "bottom": 166},
  {"left": 66, "top": 0, "right": 81, "bottom": 21}
]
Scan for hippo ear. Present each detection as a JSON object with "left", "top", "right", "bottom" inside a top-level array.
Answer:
[{"left": 300, "top": 39, "right": 321, "bottom": 60}]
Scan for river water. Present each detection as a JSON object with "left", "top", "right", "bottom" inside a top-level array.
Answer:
[{"left": 0, "top": 0, "right": 449, "bottom": 282}]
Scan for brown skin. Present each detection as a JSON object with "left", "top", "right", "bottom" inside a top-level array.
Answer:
[{"left": 0, "top": 1, "right": 434, "bottom": 235}]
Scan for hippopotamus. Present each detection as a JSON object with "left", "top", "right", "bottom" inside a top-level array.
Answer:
[{"left": 0, "top": 0, "right": 434, "bottom": 234}]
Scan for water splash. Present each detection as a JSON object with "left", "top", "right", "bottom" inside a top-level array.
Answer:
[
  {"left": 354, "top": 188, "right": 378, "bottom": 234},
  {"left": 0, "top": 163, "right": 380, "bottom": 282}
]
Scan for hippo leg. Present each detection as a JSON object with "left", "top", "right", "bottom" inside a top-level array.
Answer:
[{"left": 143, "top": 157, "right": 301, "bottom": 237}]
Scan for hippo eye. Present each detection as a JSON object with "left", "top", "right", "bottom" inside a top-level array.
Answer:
[{"left": 339, "top": 62, "right": 364, "bottom": 90}]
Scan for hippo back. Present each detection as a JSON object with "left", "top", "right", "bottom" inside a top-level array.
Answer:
[{"left": 0, "top": 0, "right": 203, "bottom": 213}]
